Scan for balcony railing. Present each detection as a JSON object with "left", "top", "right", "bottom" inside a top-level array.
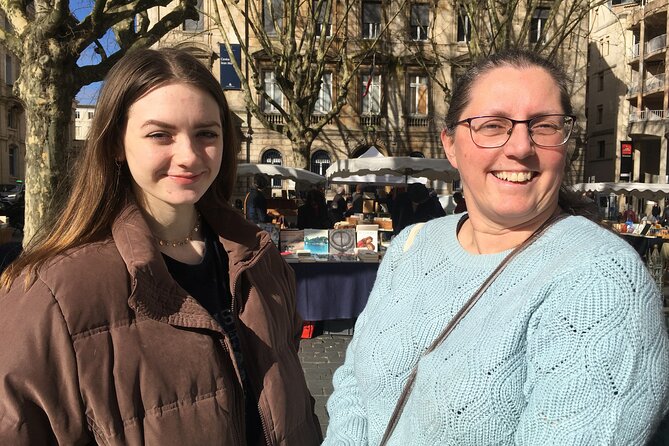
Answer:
[
  {"left": 631, "top": 43, "right": 640, "bottom": 59},
  {"left": 310, "top": 114, "right": 333, "bottom": 125},
  {"left": 360, "top": 115, "right": 381, "bottom": 126},
  {"left": 406, "top": 116, "right": 431, "bottom": 127},
  {"left": 629, "top": 109, "right": 667, "bottom": 122},
  {"left": 612, "top": 0, "right": 640, "bottom": 6},
  {"left": 263, "top": 113, "right": 284, "bottom": 125},
  {"left": 646, "top": 34, "right": 667, "bottom": 56},
  {"left": 645, "top": 73, "right": 665, "bottom": 93},
  {"left": 627, "top": 73, "right": 665, "bottom": 96}
]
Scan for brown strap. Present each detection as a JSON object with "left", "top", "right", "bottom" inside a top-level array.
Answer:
[
  {"left": 243, "top": 192, "right": 250, "bottom": 217},
  {"left": 379, "top": 212, "right": 568, "bottom": 445}
]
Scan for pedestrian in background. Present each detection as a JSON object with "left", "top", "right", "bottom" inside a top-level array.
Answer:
[
  {"left": 452, "top": 190, "right": 467, "bottom": 214},
  {"left": 391, "top": 183, "right": 445, "bottom": 235},
  {"left": 346, "top": 184, "right": 364, "bottom": 216},
  {"left": 298, "top": 188, "right": 331, "bottom": 229},
  {"left": 245, "top": 173, "right": 271, "bottom": 224},
  {"left": 328, "top": 186, "right": 347, "bottom": 225},
  {"left": 622, "top": 204, "right": 638, "bottom": 223},
  {"left": 0, "top": 47, "right": 321, "bottom": 445},
  {"left": 324, "top": 49, "right": 668, "bottom": 445}
]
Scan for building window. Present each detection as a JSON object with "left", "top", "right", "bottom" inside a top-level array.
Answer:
[
  {"left": 183, "top": 0, "right": 204, "bottom": 31},
  {"left": 7, "top": 107, "right": 17, "bottom": 130},
  {"left": 408, "top": 74, "right": 428, "bottom": 115},
  {"left": 598, "top": 140, "right": 605, "bottom": 159},
  {"left": 263, "top": 71, "right": 284, "bottom": 113},
  {"left": 87, "top": 111, "right": 94, "bottom": 120},
  {"left": 75, "top": 110, "right": 80, "bottom": 119},
  {"left": 530, "top": 7, "right": 550, "bottom": 43},
  {"left": 5, "top": 55, "right": 12, "bottom": 85},
  {"left": 596, "top": 104, "right": 603, "bottom": 124},
  {"left": 314, "top": 0, "right": 332, "bottom": 37},
  {"left": 598, "top": 73, "right": 604, "bottom": 91},
  {"left": 361, "top": 73, "right": 381, "bottom": 115},
  {"left": 362, "top": 0, "right": 381, "bottom": 39},
  {"left": 261, "top": 149, "right": 283, "bottom": 188},
  {"left": 456, "top": 7, "right": 471, "bottom": 43},
  {"left": 264, "top": 0, "right": 284, "bottom": 34},
  {"left": 410, "top": 4, "right": 429, "bottom": 41},
  {"left": 314, "top": 73, "right": 332, "bottom": 114},
  {"left": 310, "top": 150, "right": 331, "bottom": 176},
  {"left": 8, "top": 145, "right": 16, "bottom": 177}
]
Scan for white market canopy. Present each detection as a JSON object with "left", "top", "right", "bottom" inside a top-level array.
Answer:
[
  {"left": 570, "top": 182, "right": 669, "bottom": 200},
  {"left": 325, "top": 155, "right": 459, "bottom": 185},
  {"left": 237, "top": 163, "right": 326, "bottom": 185}
]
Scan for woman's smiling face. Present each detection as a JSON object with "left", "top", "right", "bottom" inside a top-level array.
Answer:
[
  {"left": 441, "top": 65, "right": 568, "bottom": 230},
  {"left": 122, "top": 82, "right": 223, "bottom": 217}
]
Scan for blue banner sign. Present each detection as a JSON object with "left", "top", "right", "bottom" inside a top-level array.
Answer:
[{"left": 220, "top": 43, "right": 241, "bottom": 90}]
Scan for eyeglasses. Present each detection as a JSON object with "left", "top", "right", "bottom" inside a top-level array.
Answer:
[{"left": 451, "top": 114, "right": 576, "bottom": 148}]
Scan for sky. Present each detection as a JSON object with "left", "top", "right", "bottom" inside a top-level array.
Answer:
[{"left": 71, "top": 0, "right": 119, "bottom": 106}]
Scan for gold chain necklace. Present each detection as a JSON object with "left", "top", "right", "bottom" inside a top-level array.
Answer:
[{"left": 155, "top": 214, "right": 201, "bottom": 247}]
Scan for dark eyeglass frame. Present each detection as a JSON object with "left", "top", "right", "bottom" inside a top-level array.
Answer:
[{"left": 450, "top": 114, "right": 577, "bottom": 148}]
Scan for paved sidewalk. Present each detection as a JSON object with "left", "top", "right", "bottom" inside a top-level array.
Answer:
[{"left": 298, "top": 334, "right": 352, "bottom": 435}]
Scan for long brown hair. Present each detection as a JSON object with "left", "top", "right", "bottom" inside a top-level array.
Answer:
[{"left": 2, "top": 47, "right": 239, "bottom": 289}]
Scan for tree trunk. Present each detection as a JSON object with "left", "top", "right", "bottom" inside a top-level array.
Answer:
[
  {"left": 292, "top": 141, "right": 310, "bottom": 170},
  {"left": 17, "top": 44, "right": 75, "bottom": 244}
]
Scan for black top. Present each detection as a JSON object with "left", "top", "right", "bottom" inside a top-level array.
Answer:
[{"left": 163, "top": 222, "right": 262, "bottom": 445}]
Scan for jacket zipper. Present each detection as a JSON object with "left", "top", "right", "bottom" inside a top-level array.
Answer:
[
  {"left": 227, "top": 236, "right": 279, "bottom": 446},
  {"left": 231, "top": 272, "right": 274, "bottom": 446},
  {"left": 258, "top": 401, "right": 273, "bottom": 446}
]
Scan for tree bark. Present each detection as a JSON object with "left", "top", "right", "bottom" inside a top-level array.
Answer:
[
  {"left": 18, "top": 42, "right": 76, "bottom": 243},
  {"left": 292, "top": 142, "right": 309, "bottom": 169}
]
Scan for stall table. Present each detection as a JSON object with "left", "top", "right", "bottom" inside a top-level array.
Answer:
[
  {"left": 620, "top": 233, "right": 665, "bottom": 260},
  {"left": 290, "top": 261, "right": 379, "bottom": 321}
]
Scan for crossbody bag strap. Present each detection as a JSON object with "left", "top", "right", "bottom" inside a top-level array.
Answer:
[{"left": 379, "top": 212, "right": 568, "bottom": 446}]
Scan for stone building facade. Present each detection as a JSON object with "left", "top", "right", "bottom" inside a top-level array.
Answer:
[
  {"left": 149, "top": 0, "right": 589, "bottom": 198},
  {"left": 587, "top": 0, "right": 669, "bottom": 187},
  {"left": 0, "top": 13, "right": 25, "bottom": 186}
]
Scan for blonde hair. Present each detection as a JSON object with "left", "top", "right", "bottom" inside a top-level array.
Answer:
[{"left": 2, "top": 47, "right": 239, "bottom": 289}]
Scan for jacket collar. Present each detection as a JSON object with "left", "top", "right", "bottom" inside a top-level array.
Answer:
[{"left": 111, "top": 201, "right": 271, "bottom": 330}]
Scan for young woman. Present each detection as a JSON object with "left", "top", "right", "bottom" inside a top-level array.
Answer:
[
  {"left": 324, "top": 49, "right": 669, "bottom": 445},
  {"left": 0, "top": 48, "right": 321, "bottom": 445}
]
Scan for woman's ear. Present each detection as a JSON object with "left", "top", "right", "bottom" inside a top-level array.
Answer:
[{"left": 441, "top": 129, "right": 458, "bottom": 169}]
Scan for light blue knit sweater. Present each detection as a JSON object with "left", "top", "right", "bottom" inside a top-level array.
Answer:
[{"left": 323, "top": 214, "right": 669, "bottom": 445}]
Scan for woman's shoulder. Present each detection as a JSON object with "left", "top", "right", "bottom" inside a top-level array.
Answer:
[
  {"left": 384, "top": 214, "right": 461, "bottom": 262},
  {"left": 537, "top": 216, "right": 659, "bottom": 305},
  {"left": 3, "top": 239, "right": 128, "bottom": 315},
  {"left": 551, "top": 215, "right": 641, "bottom": 259}
]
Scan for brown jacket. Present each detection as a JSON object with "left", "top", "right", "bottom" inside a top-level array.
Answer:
[{"left": 0, "top": 202, "right": 322, "bottom": 445}]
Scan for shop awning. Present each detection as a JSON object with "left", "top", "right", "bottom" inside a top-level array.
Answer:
[{"left": 570, "top": 182, "right": 669, "bottom": 200}]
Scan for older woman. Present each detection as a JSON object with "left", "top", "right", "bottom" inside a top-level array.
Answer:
[
  {"left": 0, "top": 48, "right": 321, "bottom": 445},
  {"left": 323, "top": 49, "right": 669, "bottom": 445}
]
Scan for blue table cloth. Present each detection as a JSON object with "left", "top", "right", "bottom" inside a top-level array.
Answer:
[{"left": 290, "top": 261, "right": 380, "bottom": 321}]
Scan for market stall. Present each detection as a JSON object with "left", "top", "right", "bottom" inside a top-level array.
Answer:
[
  {"left": 570, "top": 181, "right": 669, "bottom": 200},
  {"left": 237, "top": 163, "right": 326, "bottom": 186},
  {"left": 237, "top": 163, "right": 325, "bottom": 227},
  {"left": 325, "top": 155, "right": 459, "bottom": 185}
]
